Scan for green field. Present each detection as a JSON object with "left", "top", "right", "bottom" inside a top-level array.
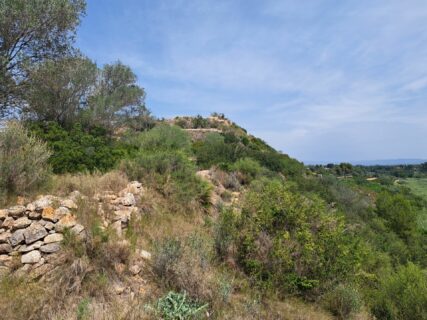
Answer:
[
  {"left": 404, "top": 178, "right": 427, "bottom": 201},
  {"left": 404, "top": 178, "right": 427, "bottom": 231}
]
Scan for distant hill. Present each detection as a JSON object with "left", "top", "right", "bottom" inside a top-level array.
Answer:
[{"left": 305, "top": 159, "right": 426, "bottom": 166}]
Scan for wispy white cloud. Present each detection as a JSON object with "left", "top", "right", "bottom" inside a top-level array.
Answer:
[{"left": 77, "top": 0, "right": 427, "bottom": 161}]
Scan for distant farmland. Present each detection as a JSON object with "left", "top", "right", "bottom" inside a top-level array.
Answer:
[{"left": 405, "top": 178, "right": 427, "bottom": 201}]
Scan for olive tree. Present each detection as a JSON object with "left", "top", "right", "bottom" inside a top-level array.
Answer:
[{"left": 0, "top": 0, "right": 86, "bottom": 115}]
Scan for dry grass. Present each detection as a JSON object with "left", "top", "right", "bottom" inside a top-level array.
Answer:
[{"left": 49, "top": 170, "right": 129, "bottom": 197}]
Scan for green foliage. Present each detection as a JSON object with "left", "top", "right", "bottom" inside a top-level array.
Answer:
[
  {"left": 76, "top": 298, "right": 91, "bottom": 320},
  {"left": 0, "top": 0, "right": 86, "bottom": 115},
  {"left": 193, "top": 133, "right": 240, "bottom": 169},
  {"left": 28, "top": 121, "right": 130, "bottom": 174},
  {"left": 231, "top": 157, "right": 263, "bottom": 184},
  {"left": 214, "top": 208, "right": 237, "bottom": 260},
  {"left": 122, "top": 125, "right": 210, "bottom": 207},
  {"left": 154, "top": 291, "right": 208, "bottom": 320},
  {"left": 23, "top": 57, "right": 152, "bottom": 132},
  {"left": 371, "top": 263, "right": 427, "bottom": 320},
  {"left": 24, "top": 56, "right": 97, "bottom": 127},
  {"left": 84, "top": 61, "right": 148, "bottom": 131},
  {"left": 0, "top": 121, "right": 51, "bottom": 197},
  {"left": 376, "top": 191, "right": 417, "bottom": 240},
  {"left": 132, "top": 124, "right": 191, "bottom": 153},
  {"left": 237, "top": 180, "right": 361, "bottom": 296},
  {"left": 323, "top": 284, "right": 362, "bottom": 319}
]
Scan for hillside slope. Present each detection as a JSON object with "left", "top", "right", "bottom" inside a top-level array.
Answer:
[{"left": 1, "top": 116, "right": 426, "bottom": 320}]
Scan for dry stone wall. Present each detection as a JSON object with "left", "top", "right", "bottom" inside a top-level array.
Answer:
[{"left": 0, "top": 181, "right": 145, "bottom": 278}]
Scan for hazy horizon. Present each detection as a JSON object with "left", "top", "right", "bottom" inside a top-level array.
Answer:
[{"left": 76, "top": 0, "right": 427, "bottom": 163}]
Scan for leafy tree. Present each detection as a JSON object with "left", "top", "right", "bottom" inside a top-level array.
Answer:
[
  {"left": 85, "top": 61, "right": 146, "bottom": 131},
  {"left": 23, "top": 56, "right": 96, "bottom": 126},
  {"left": 376, "top": 192, "right": 417, "bottom": 240},
  {"left": 0, "top": 0, "right": 86, "bottom": 115}
]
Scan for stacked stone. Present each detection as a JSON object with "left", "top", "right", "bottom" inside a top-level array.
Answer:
[
  {"left": 0, "top": 194, "right": 85, "bottom": 276},
  {"left": 94, "top": 181, "right": 144, "bottom": 237}
]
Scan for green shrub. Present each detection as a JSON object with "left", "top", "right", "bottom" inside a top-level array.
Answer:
[
  {"left": 214, "top": 208, "right": 237, "bottom": 260},
  {"left": 153, "top": 238, "right": 183, "bottom": 281},
  {"left": 28, "top": 121, "right": 130, "bottom": 174},
  {"left": 0, "top": 121, "right": 51, "bottom": 197},
  {"left": 154, "top": 291, "right": 208, "bottom": 320},
  {"left": 193, "top": 133, "right": 240, "bottom": 169},
  {"left": 133, "top": 124, "right": 191, "bottom": 153},
  {"left": 371, "top": 263, "right": 427, "bottom": 320},
  {"left": 237, "top": 180, "right": 361, "bottom": 296},
  {"left": 231, "top": 157, "right": 263, "bottom": 184},
  {"left": 323, "top": 284, "right": 362, "bottom": 319},
  {"left": 153, "top": 234, "right": 216, "bottom": 302},
  {"left": 122, "top": 150, "right": 211, "bottom": 207}
]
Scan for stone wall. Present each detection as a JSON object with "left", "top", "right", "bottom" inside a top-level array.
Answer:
[{"left": 0, "top": 181, "right": 145, "bottom": 278}]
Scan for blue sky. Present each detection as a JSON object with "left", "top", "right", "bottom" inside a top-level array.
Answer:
[{"left": 76, "top": 0, "right": 427, "bottom": 163}]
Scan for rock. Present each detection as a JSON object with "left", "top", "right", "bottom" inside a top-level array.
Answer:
[
  {"left": 113, "top": 208, "right": 133, "bottom": 223},
  {"left": 12, "top": 216, "right": 31, "bottom": 230},
  {"left": 126, "top": 181, "right": 143, "bottom": 195},
  {"left": 129, "top": 264, "right": 142, "bottom": 275},
  {"left": 0, "top": 209, "right": 8, "bottom": 220},
  {"left": 118, "top": 193, "right": 136, "bottom": 206},
  {"left": 44, "top": 221, "right": 55, "bottom": 230},
  {"left": 40, "top": 243, "right": 60, "bottom": 253},
  {"left": 28, "top": 211, "right": 41, "bottom": 219},
  {"left": 113, "top": 282, "right": 126, "bottom": 294},
  {"left": 71, "top": 224, "right": 84, "bottom": 235},
  {"left": 24, "top": 223, "right": 48, "bottom": 244},
  {"left": 0, "top": 243, "right": 12, "bottom": 254},
  {"left": 18, "top": 241, "right": 44, "bottom": 252},
  {"left": 139, "top": 249, "right": 152, "bottom": 260},
  {"left": 54, "top": 206, "right": 70, "bottom": 218},
  {"left": 55, "top": 214, "right": 77, "bottom": 232},
  {"left": 69, "top": 190, "right": 81, "bottom": 201},
  {"left": 41, "top": 207, "right": 58, "bottom": 222},
  {"left": 33, "top": 196, "right": 52, "bottom": 211},
  {"left": 14, "top": 264, "right": 32, "bottom": 277},
  {"left": 60, "top": 199, "right": 77, "bottom": 209},
  {"left": 0, "top": 254, "right": 12, "bottom": 266},
  {"left": 0, "top": 228, "right": 4, "bottom": 234},
  {"left": 0, "top": 231, "right": 11, "bottom": 244},
  {"left": 26, "top": 203, "right": 36, "bottom": 212},
  {"left": 112, "top": 220, "right": 122, "bottom": 237},
  {"left": 8, "top": 205, "right": 26, "bottom": 217},
  {"left": 1, "top": 217, "right": 14, "bottom": 229},
  {"left": 44, "top": 233, "right": 63, "bottom": 244},
  {"left": 10, "top": 229, "right": 25, "bottom": 246},
  {"left": 30, "top": 263, "right": 54, "bottom": 280},
  {"left": 21, "top": 250, "right": 41, "bottom": 264}
]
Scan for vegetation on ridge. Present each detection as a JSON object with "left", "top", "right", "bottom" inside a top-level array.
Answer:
[{"left": 1, "top": 1, "right": 427, "bottom": 319}]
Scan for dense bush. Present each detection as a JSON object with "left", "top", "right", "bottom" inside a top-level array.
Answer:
[
  {"left": 231, "top": 157, "right": 263, "bottom": 184},
  {"left": 131, "top": 124, "right": 191, "bottom": 153},
  {"left": 0, "top": 122, "right": 51, "bottom": 197},
  {"left": 371, "top": 263, "right": 427, "bottom": 320},
  {"left": 28, "top": 122, "right": 131, "bottom": 174},
  {"left": 323, "top": 284, "right": 362, "bottom": 319},
  {"left": 237, "top": 179, "right": 361, "bottom": 296},
  {"left": 193, "top": 133, "right": 240, "bottom": 169},
  {"left": 153, "top": 234, "right": 216, "bottom": 302},
  {"left": 122, "top": 125, "right": 211, "bottom": 207}
]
